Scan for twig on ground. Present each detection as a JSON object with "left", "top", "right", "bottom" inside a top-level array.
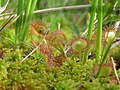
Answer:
[
  {"left": 34, "top": 4, "right": 91, "bottom": 14},
  {"left": 111, "top": 57, "right": 120, "bottom": 84},
  {"left": 0, "top": 4, "right": 92, "bottom": 20},
  {"left": 0, "top": 0, "right": 9, "bottom": 14},
  {"left": 20, "top": 30, "right": 49, "bottom": 63}
]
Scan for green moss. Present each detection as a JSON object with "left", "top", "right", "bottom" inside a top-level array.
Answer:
[{"left": 111, "top": 45, "right": 120, "bottom": 65}]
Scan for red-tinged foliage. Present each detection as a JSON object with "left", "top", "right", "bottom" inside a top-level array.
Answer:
[
  {"left": 92, "top": 26, "right": 116, "bottom": 45},
  {"left": 0, "top": 49, "right": 6, "bottom": 58},
  {"left": 32, "top": 41, "right": 37, "bottom": 47},
  {"left": 93, "top": 57, "right": 119, "bottom": 84},
  {"left": 40, "top": 44, "right": 51, "bottom": 56},
  {"left": 31, "top": 21, "right": 118, "bottom": 69},
  {"left": 31, "top": 21, "right": 47, "bottom": 36},
  {"left": 53, "top": 55, "right": 65, "bottom": 67},
  {"left": 39, "top": 43, "right": 53, "bottom": 65},
  {"left": 93, "top": 59, "right": 114, "bottom": 76},
  {"left": 45, "top": 29, "right": 67, "bottom": 48},
  {"left": 103, "top": 58, "right": 114, "bottom": 75},
  {"left": 39, "top": 43, "right": 64, "bottom": 66},
  {"left": 46, "top": 55, "right": 53, "bottom": 66},
  {"left": 115, "top": 63, "right": 119, "bottom": 70}
]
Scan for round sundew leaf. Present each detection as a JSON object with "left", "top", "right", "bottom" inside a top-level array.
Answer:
[
  {"left": 72, "top": 39, "right": 87, "bottom": 51},
  {"left": 32, "top": 21, "right": 47, "bottom": 35}
]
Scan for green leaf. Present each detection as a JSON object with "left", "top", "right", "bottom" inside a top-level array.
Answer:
[{"left": 72, "top": 23, "right": 80, "bottom": 36}]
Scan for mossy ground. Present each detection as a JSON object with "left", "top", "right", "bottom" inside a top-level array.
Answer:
[{"left": 0, "top": 29, "right": 120, "bottom": 90}]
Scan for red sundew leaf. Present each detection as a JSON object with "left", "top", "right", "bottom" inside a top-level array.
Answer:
[
  {"left": 32, "top": 41, "right": 37, "bottom": 47},
  {"left": 31, "top": 21, "right": 47, "bottom": 35},
  {"left": 39, "top": 43, "right": 53, "bottom": 66},
  {"left": 40, "top": 45, "right": 51, "bottom": 56},
  {"left": 93, "top": 57, "right": 118, "bottom": 81},
  {"left": 53, "top": 55, "right": 65, "bottom": 67},
  {"left": 46, "top": 56, "right": 53, "bottom": 66},
  {"left": 45, "top": 30, "right": 67, "bottom": 47},
  {"left": 31, "top": 26, "right": 36, "bottom": 34},
  {"left": 103, "top": 59, "right": 114, "bottom": 75},
  {"left": 47, "top": 60, "right": 51, "bottom": 66},
  {"left": 46, "top": 55, "right": 65, "bottom": 67},
  {"left": 0, "top": 49, "right": 6, "bottom": 58},
  {"left": 32, "top": 41, "right": 53, "bottom": 66},
  {"left": 0, "top": 51, "right": 4, "bottom": 58},
  {"left": 69, "top": 36, "right": 88, "bottom": 53}
]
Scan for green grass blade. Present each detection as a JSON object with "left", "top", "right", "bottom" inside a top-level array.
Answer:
[
  {"left": 96, "top": 0, "right": 103, "bottom": 64},
  {"left": 96, "top": 37, "right": 115, "bottom": 78},
  {"left": 83, "top": 0, "right": 98, "bottom": 64},
  {"left": 72, "top": 23, "right": 80, "bottom": 36},
  {"left": 21, "top": 0, "right": 37, "bottom": 41},
  {"left": 15, "top": 0, "right": 24, "bottom": 43}
]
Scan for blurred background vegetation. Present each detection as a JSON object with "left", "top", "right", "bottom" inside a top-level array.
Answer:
[
  {"left": 0, "top": 0, "right": 119, "bottom": 39},
  {"left": 0, "top": 0, "right": 90, "bottom": 40}
]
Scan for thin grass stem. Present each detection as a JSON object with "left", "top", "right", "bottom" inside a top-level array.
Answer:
[
  {"left": 21, "top": 0, "right": 37, "bottom": 41},
  {"left": 96, "top": 37, "right": 115, "bottom": 78},
  {"left": 96, "top": 0, "right": 103, "bottom": 64},
  {"left": 83, "top": 0, "right": 98, "bottom": 64},
  {"left": 15, "top": 0, "right": 24, "bottom": 43}
]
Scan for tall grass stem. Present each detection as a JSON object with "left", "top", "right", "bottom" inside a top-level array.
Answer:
[
  {"left": 21, "top": 0, "right": 37, "bottom": 41},
  {"left": 15, "top": 0, "right": 24, "bottom": 43},
  {"left": 83, "top": 0, "right": 98, "bottom": 64},
  {"left": 96, "top": 0, "right": 103, "bottom": 64}
]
